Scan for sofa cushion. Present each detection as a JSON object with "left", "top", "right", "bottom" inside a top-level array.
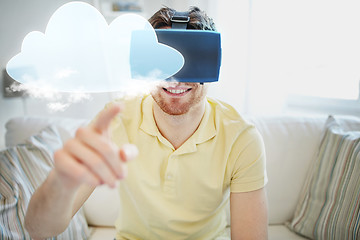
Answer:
[
  {"left": 84, "top": 184, "right": 121, "bottom": 227},
  {"left": 5, "top": 117, "right": 88, "bottom": 147},
  {"left": 268, "top": 225, "right": 307, "bottom": 240},
  {"left": 87, "top": 225, "right": 308, "bottom": 240},
  {"left": 248, "top": 115, "right": 327, "bottom": 224},
  {"left": 287, "top": 115, "right": 360, "bottom": 239},
  {"left": 0, "top": 126, "right": 90, "bottom": 239},
  {"left": 88, "top": 227, "right": 117, "bottom": 240}
]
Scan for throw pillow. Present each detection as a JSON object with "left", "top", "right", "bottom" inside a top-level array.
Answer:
[
  {"left": 287, "top": 116, "right": 360, "bottom": 239},
  {"left": 0, "top": 126, "right": 90, "bottom": 240}
]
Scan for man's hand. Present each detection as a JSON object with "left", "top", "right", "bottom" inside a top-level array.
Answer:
[
  {"left": 53, "top": 104, "right": 138, "bottom": 189},
  {"left": 25, "top": 105, "right": 137, "bottom": 239}
]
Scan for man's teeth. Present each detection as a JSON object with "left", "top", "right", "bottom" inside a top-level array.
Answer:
[{"left": 167, "top": 89, "right": 187, "bottom": 94}]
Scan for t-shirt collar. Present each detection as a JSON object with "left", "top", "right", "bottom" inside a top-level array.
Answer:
[{"left": 140, "top": 95, "right": 216, "bottom": 152}]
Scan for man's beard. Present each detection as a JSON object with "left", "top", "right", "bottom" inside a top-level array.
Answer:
[
  {"left": 154, "top": 97, "right": 193, "bottom": 115},
  {"left": 151, "top": 83, "right": 207, "bottom": 115}
]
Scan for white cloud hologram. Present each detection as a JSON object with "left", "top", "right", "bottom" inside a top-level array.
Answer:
[{"left": 6, "top": 2, "right": 184, "bottom": 93}]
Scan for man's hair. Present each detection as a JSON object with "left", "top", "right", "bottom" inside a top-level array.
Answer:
[{"left": 148, "top": 6, "right": 217, "bottom": 31}]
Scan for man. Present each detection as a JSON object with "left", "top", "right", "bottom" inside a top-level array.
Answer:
[{"left": 25, "top": 7, "right": 268, "bottom": 240}]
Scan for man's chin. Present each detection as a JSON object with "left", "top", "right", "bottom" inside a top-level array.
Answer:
[{"left": 159, "top": 104, "right": 190, "bottom": 116}]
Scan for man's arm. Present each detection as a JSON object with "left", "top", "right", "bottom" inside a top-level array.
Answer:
[
  {"left": 230, "top": 188, "right": 268, "bottom": 240},
  {"left": 25, "top": 105, "right": 138, "bottom": 239},
  {"left": 25, "top": 172, "right": 95, "bottom": 239}
]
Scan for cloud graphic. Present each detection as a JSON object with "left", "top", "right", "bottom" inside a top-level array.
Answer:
[
  {"left": 130, "top": 29, "right": 186, "bottom": 80},
  {"left": 6, "top": 2, "right": 184, "bottom": 93}
]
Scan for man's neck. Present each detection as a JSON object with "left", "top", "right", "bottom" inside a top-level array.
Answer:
[{"left": 153, "top": 100, "right": 206, "bottom": 150}]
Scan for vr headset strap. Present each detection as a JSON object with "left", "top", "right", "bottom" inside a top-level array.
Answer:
[
  {"left": 171, "top": 11, "right": 190, "bottom": 29},
  {"left": 170, "top": 11, "right": 207, "bottom": 84}
]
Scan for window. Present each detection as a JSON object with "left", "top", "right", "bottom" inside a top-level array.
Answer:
[
  {"left": 213, "top": 0, "right": 360, "bottom": 115},
  {"left": 250, "top": 0, "right": 360, "bottom": 114}
]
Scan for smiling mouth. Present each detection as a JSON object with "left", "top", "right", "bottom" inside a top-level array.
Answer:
[{"left": 163, "top": 88, "right": 191, "bottom": 95}]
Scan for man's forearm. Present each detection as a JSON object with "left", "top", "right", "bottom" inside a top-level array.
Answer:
[{"left": 25, "top": 170, "right": 79, "bottom": 239}]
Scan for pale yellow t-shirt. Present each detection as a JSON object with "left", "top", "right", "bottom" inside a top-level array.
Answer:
[{"left": 107, "top": 94, "right": 267, "bottom": 240}]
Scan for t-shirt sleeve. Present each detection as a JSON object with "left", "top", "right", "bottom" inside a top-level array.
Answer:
[{"left": 230, "top": 126, "right": 268, "bottom": 193}]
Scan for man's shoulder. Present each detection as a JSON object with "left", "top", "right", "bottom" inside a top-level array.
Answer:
[
  {"left": 106, "top": 94, "right": 151, "bottom": 125},
  {"left": 206, "top": 97, "right": 256, "bottom": 136},
  {"left": 207, "top": 97, "right": 245, "bottom": 122},
  {"left": 207, "top": 98, "right": 264, "bottom": 156}
]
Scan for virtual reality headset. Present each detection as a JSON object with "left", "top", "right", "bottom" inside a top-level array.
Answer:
[{"left": 130, "top": 11, "right": 222, "bottom": 83}]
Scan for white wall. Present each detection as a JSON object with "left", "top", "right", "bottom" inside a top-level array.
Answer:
[{"left": 0, "top": 0, "right": 89, "bottom": 149}]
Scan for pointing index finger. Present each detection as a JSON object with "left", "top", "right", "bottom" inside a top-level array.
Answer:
[{"left": 92, "top": 104, "right": 123, "bottom": 134}]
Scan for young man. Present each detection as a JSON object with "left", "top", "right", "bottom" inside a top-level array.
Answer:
[{"left": 25, "top": 7, "right": 268, "bottom": 240}]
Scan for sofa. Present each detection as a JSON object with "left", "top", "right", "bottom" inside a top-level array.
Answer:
[{"left": 1, "top": 113, "right": 359, "bottom": 239}]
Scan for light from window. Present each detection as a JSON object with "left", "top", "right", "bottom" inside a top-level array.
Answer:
[{"left": 250, "top": 0, "right": 360, "bottom": 101}]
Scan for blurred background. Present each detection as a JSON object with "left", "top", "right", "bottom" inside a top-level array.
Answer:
[{"left": 1, "top": 0, "right": 360, "bottom": 149}]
